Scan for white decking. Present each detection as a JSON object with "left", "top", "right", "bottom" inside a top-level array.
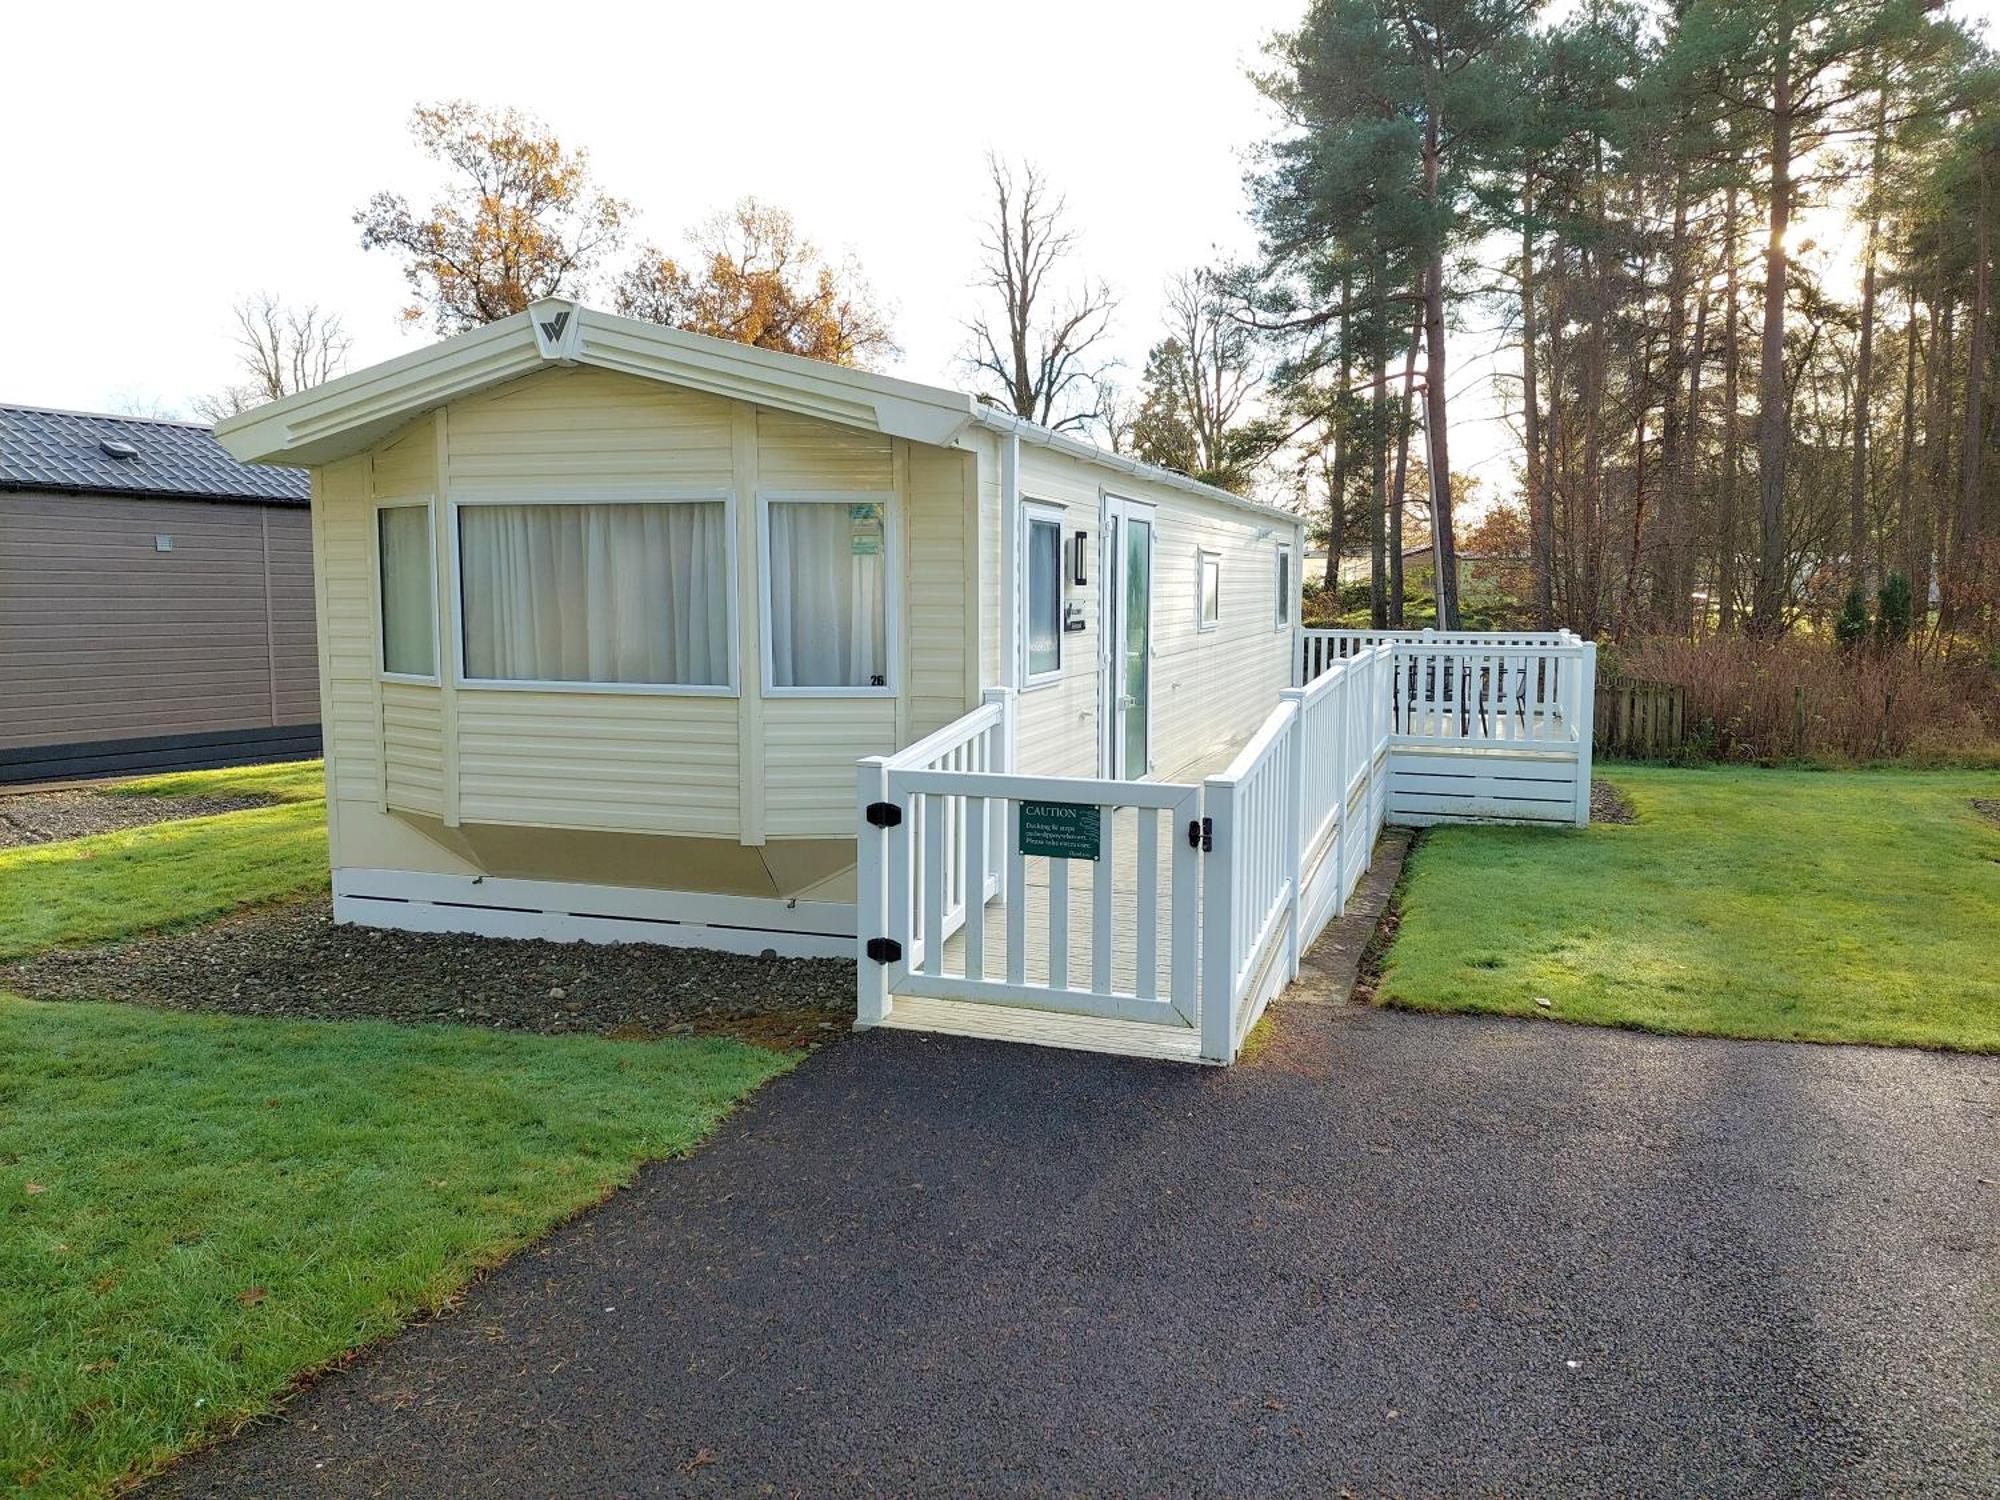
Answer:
[
  {"left": 858, "top": 631, "right": 1596, "bottom": 1066},
  {"left": 874, "top": 996, "right": 1208, "bottom": 1062}
]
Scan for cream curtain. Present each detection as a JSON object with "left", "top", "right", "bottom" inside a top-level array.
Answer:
[
  {"left": 458, "top": 501, "right": 729, "bottom": 685},
  {"left": 378, "top": 505, "right": 434, "bottom": 676},
  {"left": 768, "top": 502, "right": 887, "bottom": 688}
]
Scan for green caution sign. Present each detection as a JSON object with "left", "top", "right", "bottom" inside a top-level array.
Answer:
[{"left": 1018, "top": 801, "right": 1101, "bottom": 861}]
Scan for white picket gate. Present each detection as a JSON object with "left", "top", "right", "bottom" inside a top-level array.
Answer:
[{"left": 857, "top": 645, "right": 1403, "bottom": 1064}]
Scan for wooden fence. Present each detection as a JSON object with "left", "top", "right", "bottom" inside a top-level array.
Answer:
[{"left": 1595, "top": 676, "right": 1686, "bottom": 757}]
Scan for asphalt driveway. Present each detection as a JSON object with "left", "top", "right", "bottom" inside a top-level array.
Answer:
[{"left": 152, "top": 1002, "right": 1999, "bottom": 1498}]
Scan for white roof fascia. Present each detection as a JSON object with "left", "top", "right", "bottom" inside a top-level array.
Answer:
[
  {"left": 212, "top": 300, "right": 1303, "bottom": 533},
  {"left": 216, "top": 300, "right": 977, "bottom": 466},
  {"left": 966, "top": 406, "right": 1302, "bottom": 529}
]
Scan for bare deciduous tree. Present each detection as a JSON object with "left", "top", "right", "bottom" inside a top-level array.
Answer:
[
  {"left": 1130, "top": 268, "right": 1266, "bottom": 487},
  {"left": 192, "top": 294, "right": 353, "bottom": 421},
  {"left": 961, "top": 155, "right": 1116, "bottom": 432}
]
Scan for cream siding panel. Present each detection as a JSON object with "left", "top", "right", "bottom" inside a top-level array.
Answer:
[
  {"left": 904, "top": 443, "right": 972, "bottom": 738},
  {"left": 763, "top": 698, "right": 899, "bottom": 837},
  {"left": 317, "top": 455, "right": 381, "bottom": 805},
  {"left": 1147, "top": 504, "right": 1292, "bottom": 783},
  {"left": 381, "top": 682, "right": 444, "bottom": 815},
  {"left": 977, "top": 440, "right": 1002, "bottom": 691},
  {"left": 757, "top": 409, "right": 893, "bottom": 490},
  {"left": 370, "top": 416, "right": 436, "bottom": 497},
  {"left": 1005, "top": 444, "right": 1292, "bottom": 784},
  {"left": 448, "top": 368, "right": 734, "bottom": 495},
  {"left": 1012, "top": 449, "right": 1105, "bottom": 779},
  {"left": 455, "top": 692, "right": 740, "bottom": 835}
]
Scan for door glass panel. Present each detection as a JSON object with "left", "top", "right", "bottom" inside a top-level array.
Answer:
[{"left": 1122, "top": 517, "right": 1152, "bottom": 777}]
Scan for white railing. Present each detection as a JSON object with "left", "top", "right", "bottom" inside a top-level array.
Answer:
[
  {"left": 855, "top": 688, "right": 1013, "bottom": 1026},
  {"left": 857, "top": 687, "right": 1204, "bottom": 1032},
  {"left": 859, "top": 632, "right": 1591, "bottom": 1065},
  {"left": 1200, "top": 644, "right": 1394, "bottom": 1060},
  {"left": 1301, "top": 627, "right": 1578, "bottom": 685}
]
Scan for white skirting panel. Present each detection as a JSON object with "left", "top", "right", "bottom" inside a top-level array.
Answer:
[
  {"left": 1386, "top": 748, "right": 1581, "bottom": 828},
  {"left": 331, "top": 867, "right": 856, "bottom": 959}
]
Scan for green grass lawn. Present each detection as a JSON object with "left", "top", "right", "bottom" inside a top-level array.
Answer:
[
  {"left": 0, "top": 760, "right": 798, "bottom": 1497},
  {"left": 0, "top": 762, "right": 330, "bottom": 960},
  {"left": 103, "top": 760, "right": 328, "bottom": 804},
  {"left": 0, "top": 999, "right": 791, "bottom": 1498},
  {"left": 1381, "top": 766, "right": 2000, "bottom": 1051}
]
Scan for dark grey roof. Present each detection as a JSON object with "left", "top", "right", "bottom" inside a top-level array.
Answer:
[{"left": 0, "top": 404, "right": 310, "bottom": 504}]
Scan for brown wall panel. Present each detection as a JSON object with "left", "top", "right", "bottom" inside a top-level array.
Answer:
[{"left": 0, "top": 490, "right": 320, "bottom": 750}]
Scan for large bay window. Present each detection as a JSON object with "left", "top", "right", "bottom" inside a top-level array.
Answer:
[
  {"left": 1023, "top": 505, "right": 1062, "bottom": 683},
  {"left": 764, "top": 497, "right": 891, "bottom": 693},
  {"left": 457, "top": 499, "right": 732, "bottom": 689},
  {"left": 377, "top": 502, "right": 436, "bottom": 679}
]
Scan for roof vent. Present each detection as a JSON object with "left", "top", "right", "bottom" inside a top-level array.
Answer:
[{"left": 99, "top": 439, "right": 139, "bottom": 460}]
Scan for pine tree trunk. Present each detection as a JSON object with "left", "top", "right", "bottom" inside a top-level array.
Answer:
[
  {"left": 1521, "top": 177, "right": 1553, "bottom": 629},
  {"left": 1720, "top": 181, "right": 1742, "bottom": 632},
  {"left": 1370, "top": 268, "right": 1389, "bottom": 628},
  {"left": 1419, "top": 97, "right": 1460, "bottom": 630},
  {"left": 1957, "top": 144, "right": 1991, "bottom": 582},
  {"left": 1328, "top": 271, "right": 1352, "bottom": 590},
  {"left": 1388, "top": 309, "right": 1422, "bottom": 627},
  {"left": 1680, "top": 288, "right": 1709, "bottom": 634},
  {"left": 1897, "top": 281, "right": 1920, "bottom": 588},
  {"left": 1849, "top": 89, "right": 1887, "bottom": 592},
  {"left": 1751, "top": 20, "right": 1795, "bottom": 637},
  {"left": 1657, "top": 158, "right": 1691, "bottom": 631}
]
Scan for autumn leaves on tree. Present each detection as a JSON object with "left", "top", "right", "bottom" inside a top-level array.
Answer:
[{"left": 353, "top": 101, "right": 895, "bottom": 369}]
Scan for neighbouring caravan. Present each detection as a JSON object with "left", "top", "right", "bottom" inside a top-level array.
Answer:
[{"left": 217, "top": 301, "right": 1302, "bottom": 958}]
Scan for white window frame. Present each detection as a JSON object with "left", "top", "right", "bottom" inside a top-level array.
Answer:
[
  {"left": 1020, "top": 499, "right": 1065, "bottom": 689},
  {"left": 1196, "top": 548, "right": 1222, "bottom": 633},
  {"left": 445, "top": 487, "right": 741, "bottom": 697},
  {"left": 371, "top": 494, "right": 440, "bottom": 685},
  {"left": 1275, "top": 544, "right": 1293, "bottom": 630},
  {"left": 757, "top": 489, "right": 900, "bottom": 699}
]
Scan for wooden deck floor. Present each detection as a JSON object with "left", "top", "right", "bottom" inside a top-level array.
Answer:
[{"left": 1395, "top": 708, "right": 1581, "bottom": 746}]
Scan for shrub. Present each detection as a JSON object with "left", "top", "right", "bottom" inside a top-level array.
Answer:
[
  {"left": 1834, "top": 583, "right": 1872, "bottom": 648},
  {"left": 1876, "top": 573, "right": 1914, "bottom": 645},
  {"left": 1616, "top": 633, "right": 2000, "bottom": 766}
]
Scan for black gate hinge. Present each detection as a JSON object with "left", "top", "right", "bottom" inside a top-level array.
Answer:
[
  {"left": 865, "top": 937, "right": 902, "bottom": 964},
  {"left": 1187, "top": 817, "right": 1212, "bottom": 853},
  {"left": 865, "top": 801, "right": 903, "bottom": 828}
]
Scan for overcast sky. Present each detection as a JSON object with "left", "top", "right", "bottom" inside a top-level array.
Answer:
[
  {"left": 3, "top": 2, "right": 1302, "bottom": 417},
  {"left": 7, "top": 0, "right": 1987, "bottom": 512}
]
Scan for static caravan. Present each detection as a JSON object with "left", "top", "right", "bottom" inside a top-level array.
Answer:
[
  {"left": 217, "top": 301, "right": 1304, "bottom": 959},
  {"left": 0, "top": 405, "right": 319, "bottom": 783}
]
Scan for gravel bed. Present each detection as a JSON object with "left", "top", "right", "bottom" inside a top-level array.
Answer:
[
  {"left": 0, "top": 787, "right": 279, "bottom": 848},
  {"left": 1974, "top": 798, "right": 1999, "bottom": 824},
  {"left": 1591, "top": 778, "right": 1637, "bottom": 824},
  {"left": 0, "top": 897, "right": 855, "bottom": 1048}
]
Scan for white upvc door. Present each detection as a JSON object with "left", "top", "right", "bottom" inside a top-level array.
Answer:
[{"left": 1100, "top": 495, "right": 1156, "bottom": 779}]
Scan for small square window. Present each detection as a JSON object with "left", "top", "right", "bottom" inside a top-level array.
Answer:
[
  {"left": 1025, "top": 508, "right": 1063, "bottom": 683},
  {"left": 1197, "top": 550, "right": 1221, "bottom": 632}
]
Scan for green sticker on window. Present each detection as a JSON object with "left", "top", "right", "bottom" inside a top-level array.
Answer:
[
  {"left": 1018, "top": 801, "right": 1101, "bottom": 861},
  {"left": 849, "top": 503, "right": 884, "bottom": 555}
]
